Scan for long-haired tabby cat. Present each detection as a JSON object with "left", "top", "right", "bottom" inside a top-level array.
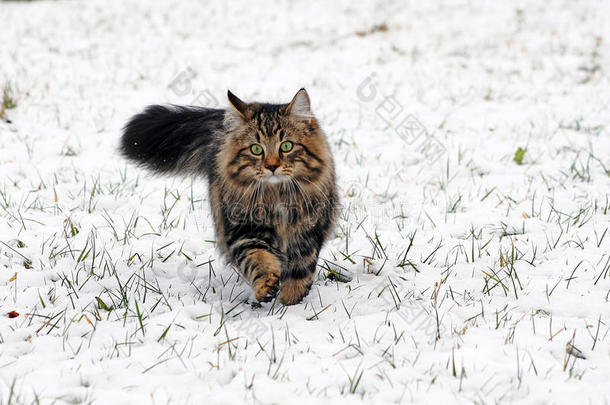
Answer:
[{"left": 120, "top": 89, "right": 338, "bottom": 305}]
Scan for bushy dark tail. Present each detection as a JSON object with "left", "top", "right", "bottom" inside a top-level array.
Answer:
[{"left": 120, "top": 105, "right": 225, "bottom": 176}]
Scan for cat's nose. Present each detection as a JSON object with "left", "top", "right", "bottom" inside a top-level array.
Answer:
[{"left": 265, "top": 164, "right": 279, "bottom": 173}]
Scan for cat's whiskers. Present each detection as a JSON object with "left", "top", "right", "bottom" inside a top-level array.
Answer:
[
  {"left": 286, "top": 177, "right": 300, "bottom": 211},
  {"left": 290, "top": 177, "right": 314, "bottom": 214},
  {"left": 226, "top": 178, "right": 258, "bottom": 218},
  {"left": 288, "top": 177, "right": 305, "bottom": 207},
  {"left": 249, "top": 178, "right": 263, "bottom": 213},
  {"left": 298, "top": 176, "right": 331, "bottom": 208}
]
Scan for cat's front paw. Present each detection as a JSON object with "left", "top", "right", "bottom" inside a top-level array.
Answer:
[
  {"left": 253, "top": 272, "right": 280, "bottom": 302},
  {"left": 279, "top": 276, "right": 314, "bottom": 305}
]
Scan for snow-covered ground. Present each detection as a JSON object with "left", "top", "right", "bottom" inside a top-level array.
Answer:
[{"left": 1, "top": 0, "right": 609, "bottom": 403}]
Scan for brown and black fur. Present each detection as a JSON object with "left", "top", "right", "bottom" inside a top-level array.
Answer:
[{"left": 120, "top": 89, "right": 338, "bottom": 305}]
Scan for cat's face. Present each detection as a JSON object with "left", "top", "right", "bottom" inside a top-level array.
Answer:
[{"left": 221, "top": 90, "right": 332, "bottom": 188}]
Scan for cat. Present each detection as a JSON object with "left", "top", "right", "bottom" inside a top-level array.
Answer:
[{"left": 120, "top": 89, "right": 338, "bottom": 305}]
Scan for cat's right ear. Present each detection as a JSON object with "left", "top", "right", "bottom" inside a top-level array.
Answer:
[{"left": 227, "top": 90, "right": 251, "bottom": 120}]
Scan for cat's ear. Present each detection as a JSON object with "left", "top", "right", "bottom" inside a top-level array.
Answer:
[
  {"left": 227, "top": 90, "right": 251, "bottom": 119},
  {"left": 286, "top": 88, "right": 313, "bottom": 120}
]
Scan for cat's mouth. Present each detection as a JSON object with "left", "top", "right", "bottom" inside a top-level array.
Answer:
[{"left": 262, "top": 173, "right": 288, "bottom": 185}]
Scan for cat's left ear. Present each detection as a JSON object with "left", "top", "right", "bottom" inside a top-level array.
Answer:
[
  {"left": 227, "top": 90, "right": 252, "bottom": 120},
  {"left": 285, "top": 88, "right": 313, "bottom": 121}
]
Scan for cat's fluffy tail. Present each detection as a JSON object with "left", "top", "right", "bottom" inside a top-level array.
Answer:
[{"left": 120, "top": 105, "right": 225, "bottom": 176}]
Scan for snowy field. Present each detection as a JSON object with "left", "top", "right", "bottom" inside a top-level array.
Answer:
[{"left": 1, "top": 0, "right": 610, "bottom": 403}]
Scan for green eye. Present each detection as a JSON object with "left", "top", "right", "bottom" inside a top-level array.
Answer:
[
  {"left": 250, "top": 144, "right": 263, "bottom": 155},
  {"left": 280, "top": 141, "right": 293, "bottom": 153}
]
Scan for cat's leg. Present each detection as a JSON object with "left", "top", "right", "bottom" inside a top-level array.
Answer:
[
  {"left": 280, "top": 264, "right": 316, "bottom": 305},
  {"left": 279, "top": 209, "right": 334, "bottom": 305},
  {"left": 279, "top": 243, "right": 320, "bottom": 305},
  {"left": 230, "top": 239, "right": 282, "bottom": 302}
]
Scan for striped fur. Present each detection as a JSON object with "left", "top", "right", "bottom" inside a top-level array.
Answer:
[{"left": 120, "top": 89, "right": 337, "bottom": 305}]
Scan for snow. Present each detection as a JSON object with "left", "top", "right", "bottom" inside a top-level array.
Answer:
[{"left": 1, "top": 0, "right": 610, "bottom": 403}]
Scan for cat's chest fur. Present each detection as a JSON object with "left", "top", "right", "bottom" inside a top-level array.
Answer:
[
  {"left": 211, "top": 182, "right": 322, "bottom": 254},
  {"left": 255, "top": 188, "right": 316, "bottom": 239}
]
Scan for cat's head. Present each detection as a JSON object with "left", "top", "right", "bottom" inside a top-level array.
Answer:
[{"left": 220, "top": 89, "right": 333, "bottom": 188}]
